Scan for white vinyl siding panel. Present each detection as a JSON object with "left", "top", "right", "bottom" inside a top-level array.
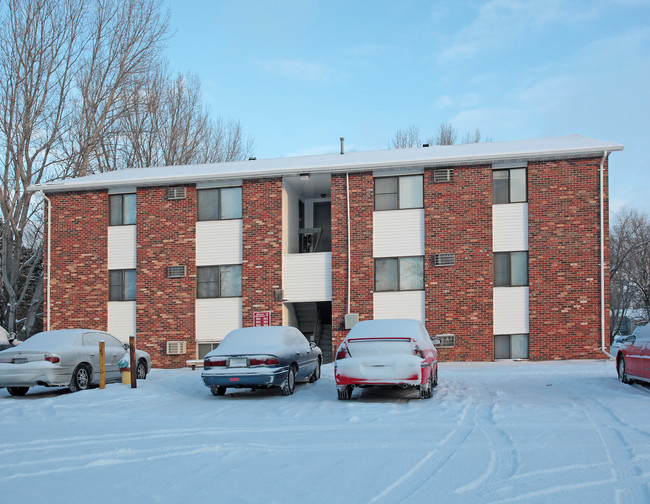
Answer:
[
  {"left": 196, "top": 220, "right": 242, "bottom": 266},
  {"left": 108, "top": 225, "right": 136, "bottom": 269},
  {"left": 373, "top": 291, "right": 425, "bottom": 323},
  {"left": 283, "top": 252, "right": 332, "bottom": 302},
  {"left": 373, "top": 209, "right": 424, "bottom": 257},
  {"left": 493, "top": 287, "right": 529, "bottom": 335},
  {"left": 196, "top": 298, "right": 242, "bottom": 342},
  {"left": 493, "top": 203, "right": 528, "bottom": 252},
  {"left": 107, "top": 301, "right": 136, "bottom": 344}
]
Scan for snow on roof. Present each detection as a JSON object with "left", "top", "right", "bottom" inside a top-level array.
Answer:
[{"left": 29, "top": 135, "right": 623, "bottom": 193}]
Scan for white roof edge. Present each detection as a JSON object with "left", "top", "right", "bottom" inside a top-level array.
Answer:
[{"left": 28, "top": 135, "right": 623, "bottom": 193}]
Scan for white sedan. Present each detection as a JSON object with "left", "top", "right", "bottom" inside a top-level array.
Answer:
[{"left": 0, "top": 329, "right": 151, "bottom": 396}]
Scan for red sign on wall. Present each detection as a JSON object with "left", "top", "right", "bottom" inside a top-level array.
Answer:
[{"left": 253, "top": 311, "right": 271, "bottom": 327}]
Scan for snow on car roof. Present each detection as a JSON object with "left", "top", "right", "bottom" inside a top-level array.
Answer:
[
  {"left": 347, "top": 319, "right": 428, "bottom": 342},
  {"left": 210, "top": 326, "right": 307, "bottom": 356},
  {"left": 17, "top": 329, "right": 98, "bottom": 349}
]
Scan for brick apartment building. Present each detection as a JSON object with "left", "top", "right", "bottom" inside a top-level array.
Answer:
[{"left": 30, "top": 135, "right": 623, "bottom": 368}]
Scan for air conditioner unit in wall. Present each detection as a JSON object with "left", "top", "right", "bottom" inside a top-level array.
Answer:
[
  {"left": 165, "top": 187, "right": 186, "bottom": 200},
  {"left": 166, "top": 341, "right": 187, "bottom": 355}
]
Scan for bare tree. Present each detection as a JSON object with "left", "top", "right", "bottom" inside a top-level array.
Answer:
[
  {"left": 391, "top": 122, "right": 486, "bottom": 149},
  {"left": 0, "top": 0, "right": 169, "bottom": 337},
  {"left": 610, "top": 207, "right": 650, "bottom": 337}
]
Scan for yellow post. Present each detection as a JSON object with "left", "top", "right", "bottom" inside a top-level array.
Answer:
[{"left": 99, "top": 340, "right": 106, "bottom": 389}]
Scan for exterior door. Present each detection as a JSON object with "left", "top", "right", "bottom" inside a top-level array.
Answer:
[{"left": 313, "top": 202, "right": 331, "bottom": 252}]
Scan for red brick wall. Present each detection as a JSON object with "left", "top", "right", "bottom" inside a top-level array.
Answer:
[
  {"left": 528, "top": 157, "right": 608, "bottom": 359},
  {"left": 136, "top": 186, "right": 196, "bottom": 367},
  {"left": 46, "top": 191, "right": 108, "bottom": 331},
  {"left": 331, "top": 172, "right": 374, "bottom": 354},
  {"left": 241, "top": 178, "right": 283, "bottom": 326},
  {"left": 424, "top": 165, "right": 494, "bottom": 361}
]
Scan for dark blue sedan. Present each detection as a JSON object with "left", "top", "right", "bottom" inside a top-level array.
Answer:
[{"left": 201, "top": 326, "right": 322, "bottom": 396}]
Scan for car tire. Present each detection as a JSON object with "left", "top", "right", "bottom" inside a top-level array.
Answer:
[
  {"left": 432, "top": 367, "right": 439, "bottom": 387},
  {"left": 419, "top": 370, "right": 433, "bottom": 399},
  {"left": 136, "top": 359, "right": 147, "bottom": 380},
  {"left": 69, "top": 364, "right": 91, "bottom": 392},
  {"left": 337, "top": 385, "right": 353, "bottom": 400},
  {"left": 210, "top": 386, "right": 226, "bottom": 396},
  {"left": 309, "top": 358, "right": 321, "bottom": 383},
  {"left": 7, "top": 386, "right": 29, "bottom": 396},
  {"left": 618, "top": 357, "right": 630, "bottom": 384},
  {"left": 281, "top": 366, "right": 296, "bottom": 396}
]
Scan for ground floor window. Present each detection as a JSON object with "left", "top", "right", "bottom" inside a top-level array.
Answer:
[
  {"left": 197, "top": 265, "right": 242, "bottom": 298},
  {"left": 495, "top": 334, "right": 529, "bottom": 359},
  {"left": 198, "top": 342, "right": 220, "bottom": 359}
]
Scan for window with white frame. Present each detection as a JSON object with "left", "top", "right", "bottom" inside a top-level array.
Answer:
[
  {"left": 109, "top": 193, "right": 136, "bottom": 225},
  {"left": 197, "top": 265, "right": 242, "bottom": 298},
  {"left": 375, "top": 256, "right": 424, "bottom": 292},
  {"left": 494, "top": 251, "right": 528, "bottom": 287},
  {"left": 493, "top": 168, "right": 527, "bottom": 204},
  {"left": 197, "top": 187, "right": 242, "bottom": 221},
  {"left": 494, "top": 334, "right": 529, "bottom": 359},
  {"left": 198, "top": 342, "right": 220, "bottom": 359},
  {"left": 109, "top": 269, "right": 136, "bottom": 301},
  {"left": 374, "top": 175, "right": 423, "bottom": 211}
]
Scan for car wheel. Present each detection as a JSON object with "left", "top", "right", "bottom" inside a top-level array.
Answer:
[
  {"left": 210, "top": 386, "right": 226, "bottom": 396},
  {"left": 281, "top": 366, "right": 296, "bottom": 396},
  {"left": 69, "top": 364, "right": 91, "bottom": 392},
  {"left": 337, "top": 385, "right": 353, "bottom": 400},
  {"left": 309, "top": 358, "right": 321, "bottom": 383},
  {"left": 136, "top": 359, "right": 147, "bottom": 380},
  {"left": 419, "top": 370, "right": 433, "bottom": 399},
  {"left": 7, "top": 386, "right": 29, "bottom": 396},
  {"left": 618, "top": 357, "right": 630, "bottom": 384},
  {"left": 432, "top": 367, "right": 439, "bottom": 387}
]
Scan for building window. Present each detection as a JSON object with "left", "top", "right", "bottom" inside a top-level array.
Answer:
[
  {"left": 495, "top": 334, "right": 529, "bottom": 359},
  {"left": 494, "top": 251, "right": 528, "bottom": 287},
  {"left": 109, "top": 269, "right": 136, "bottom": 301},
  {"left": 374, "top": 175, "right": 423, "bottom": 211},
  {"left": 197, "top": 265, "right": 242, "bottom": 298},
  {"left": 375, "top": 256, "right": 424, "bottom": 292},
  {"left": 493, "top": 168, "right": 527, "bottom": 204},
  {"left": 197, "top": 187, "right": 242, "bottom": 221},
  {"left": 109, "top": 193, "right": 136, "bottom": 225},
  {"left": 198, "top": 342, "right": 220, "bottom": 359}
]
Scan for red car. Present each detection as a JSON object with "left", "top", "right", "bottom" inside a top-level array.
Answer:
[
  {"left": 334, "top": 319, "right": 440, "bottom": 400},
  {"left": 617, "top": 324, "right": 650, "bottom": 385}
]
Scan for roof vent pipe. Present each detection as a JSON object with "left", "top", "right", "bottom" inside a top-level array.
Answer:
[{"left": 340, "top": 137, "right": 345, "bottom": 155}]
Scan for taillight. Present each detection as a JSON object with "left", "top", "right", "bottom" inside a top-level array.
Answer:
[
  {"left": 249, "top": 356, "right": 279, "bottom": 366},
  {"left": 204, "top": 357, "right": 226, "bottom": 369},
  {"left": 44, "top": 354, "right": 60, "bottom": 364},
  {"left": 336, "top": 346, "right": 348, "bottom": 360}
]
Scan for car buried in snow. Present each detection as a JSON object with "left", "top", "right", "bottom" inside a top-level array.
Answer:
[
  {"left": 334, "top": 319, "right": 440, "bottom": 400},
  {"left": 201, "top": 326, "right": 322, "bottom": 397},
  {"left": 0, "top": 329, "right": 151, "bottom": 396},
  {"left": 616, "top": 324, "right": 650, "bottom": 385}
]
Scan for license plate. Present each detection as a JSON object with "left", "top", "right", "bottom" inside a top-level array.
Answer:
[
  {"left": 228, "top": 358, "right": 247, "bottom": 368},
  {"left": 12, "top": 358, "right": 27, "bottom": 364}
]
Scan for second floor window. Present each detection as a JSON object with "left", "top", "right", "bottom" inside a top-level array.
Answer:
[
  {"left": 374, "top": 175, "right": 423, "bottom": 211},
  {"left": 494, "top": 251, "right": 528, "bottom": 287},
  {"left": 197, "top": 187, "right": 242, "bottom": 221},
  {"left": 493, "top": 168, "right": 527, "bottom": 204},
  {"left": 109, "top": 193, "right": 136, "bottom": 225},
  {"left": 197, "top": 265, "right": 242, "bottom": 298},
  {"left": 109, "top": 269, "right": 136, "bottom": 301},
  {"left": 375, "top": 256, "right": 424, "bottom": 292}
]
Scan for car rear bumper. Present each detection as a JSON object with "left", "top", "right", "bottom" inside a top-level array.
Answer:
[
  {"left": 335, "top": 356, "right": 428, "bottom": 386},
  {"left": 201, "top": 366, "right": 289, "bottom": 389},
  {"left": 0, "top": 362, "right": 72, "bottom": 388}
]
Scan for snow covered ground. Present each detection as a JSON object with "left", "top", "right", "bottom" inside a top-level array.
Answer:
[{"left": 1, "top": 359, "right": 649, "bottom": 504}]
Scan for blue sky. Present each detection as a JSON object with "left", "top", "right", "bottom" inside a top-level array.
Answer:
[{"left": 164, "top": 0, "right": 650, "bottom": 213}]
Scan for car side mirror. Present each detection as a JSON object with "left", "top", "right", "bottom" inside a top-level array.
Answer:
[
  {"left": 430, "top": 337, "right": 442, "bottom": 346},
  {"left": 310, "top": 342, "right": 317, "bottom": 349},
  {"left": 123, "top": 343, "right": 130, "bottom": 351}
]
